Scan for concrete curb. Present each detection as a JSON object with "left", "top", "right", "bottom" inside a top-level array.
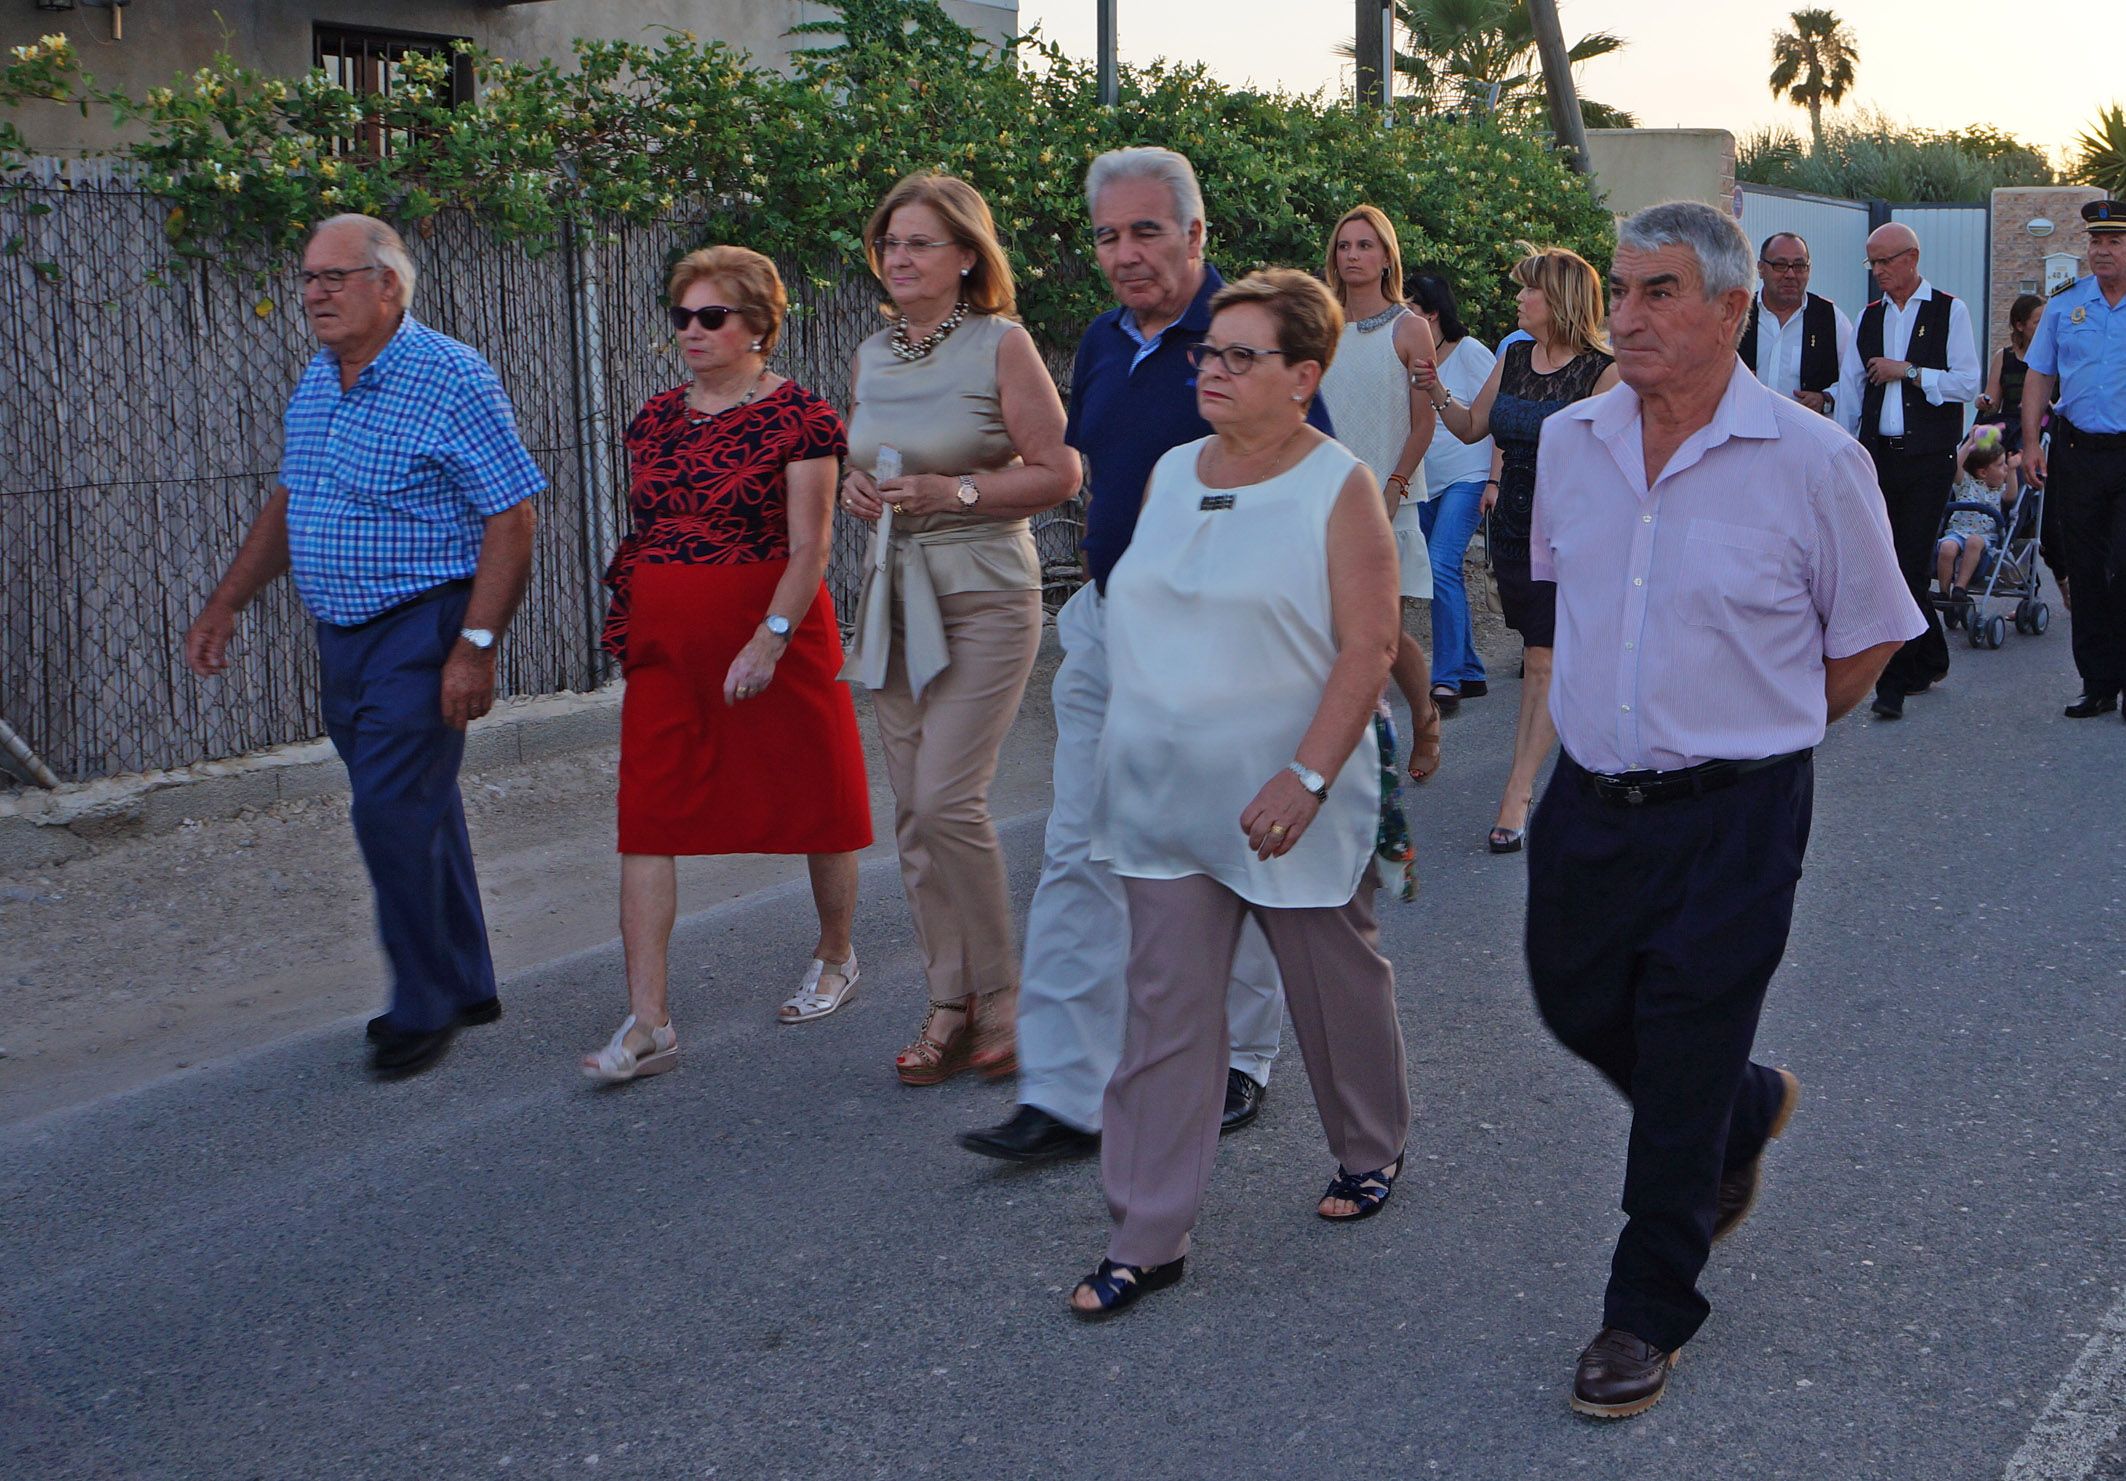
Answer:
[{"left": 0, "top": 685, "right": 623, "bottom": 872}]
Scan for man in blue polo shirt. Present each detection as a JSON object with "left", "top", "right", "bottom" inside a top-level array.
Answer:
[
  {"left": 962, "top": 147, "right": 1334, "bottom": 1162},
  {"left": 184, "top": 214, "right": 544, "bottom": 1080}
]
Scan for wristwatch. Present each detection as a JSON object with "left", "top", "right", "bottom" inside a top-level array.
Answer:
[
  {"left": 956, "top": 473, "right": 981, "bottom": 509},
  {"left": 1286, "top": 760, "right": 1329, "bottom": 802},
  {"left": 763, "top": 614, "right": 793, "bottom": 639},
  {"left": 1903, "top": 363, "right": 1921, "bottom": 383},
  {"left": 458, "top": 626, "right": 496, "bottom": 651}
]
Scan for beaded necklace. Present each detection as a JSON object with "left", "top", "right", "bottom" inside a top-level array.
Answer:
[
  {"left": 890, "top": 301, "right": 969, "bottom": 362},
  {"left": 1350, "top": 304, "right": 1406, "bottom": 334}
]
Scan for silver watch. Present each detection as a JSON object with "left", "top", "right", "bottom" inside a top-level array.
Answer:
[
  {"left": 763, "top": 614, "right": 793, "bottom": 639},
  {"left": 1286, "top": 760, "right": 1329, "bottom": 801},
  {"left": 458, "top": 626, "right": 496, "bottom": 650},
  {"left": 956, "top": 473, "right": 981, "bottom": 508}
]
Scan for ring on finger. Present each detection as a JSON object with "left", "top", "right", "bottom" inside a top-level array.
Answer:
[{"left": 1268, "top": 822, "right": 1288, "bottom": 835}]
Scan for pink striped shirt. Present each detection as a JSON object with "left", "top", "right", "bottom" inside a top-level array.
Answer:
[{"left": 1530, "top": 360, "right": 1923, "bottom": 774}]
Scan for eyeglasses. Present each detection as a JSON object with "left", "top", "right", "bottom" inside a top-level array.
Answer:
[
  {"left": 667, "top": 304, "right": 745, "bottom": 332},
  {"left": 877, "top": 236, "right": 958, "bottom": 257},
  {"left": 1760, "top": 258, "right": 1810, "bottom": 274},
  {"left": 1864, "top": 247, "right": 1918, "bottom": 271},
  {"left": 1185, "top": 340, "right": 1288, "bottom": 376},
  {"left": 299, "top": 265, "right": 381, "bottom": 292}
]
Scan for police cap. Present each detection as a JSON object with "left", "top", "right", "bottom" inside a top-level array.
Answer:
[{"left": 2082, "top": 199, "right": 2126, "bottom": 234}]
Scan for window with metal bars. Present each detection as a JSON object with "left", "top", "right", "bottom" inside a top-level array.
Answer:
[{"left": 313, "top": 24, "right": 474, "bottom": 157}]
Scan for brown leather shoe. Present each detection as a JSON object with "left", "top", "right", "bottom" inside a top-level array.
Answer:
[
  {"left": 1713, "top": 1068, "right": 1801, "bottom": 1244},
  {"left": 1570, "top": 1327, "right": 1678, "bottom": 1418}
]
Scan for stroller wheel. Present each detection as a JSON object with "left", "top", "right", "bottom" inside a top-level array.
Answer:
[
  {"left": 2031, "top": 601, "right": 2050, "bottom": 635},
  {"left": 1967, "top": 616, "right": 1986, "bottom": 648},
  {"left": 1985, "top": 614, "right": 2007, "bottom": 650},
  {"left": 2014, "top": 599, "right": 2032, "bottom": 634}
]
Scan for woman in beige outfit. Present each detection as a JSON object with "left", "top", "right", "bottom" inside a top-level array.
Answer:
[{"left": 839, "top": 172, "right": 1082, "bottom": 1086}]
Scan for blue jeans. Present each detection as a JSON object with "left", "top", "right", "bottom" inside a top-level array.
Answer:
[
  {"left": 1420, "top": 478, "right": 1488, "bottom": 688},
  {"left": 316, "top": 582, "right": 497, "bottom": 1034}
]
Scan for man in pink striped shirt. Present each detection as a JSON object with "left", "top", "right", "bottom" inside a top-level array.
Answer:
[{"left": 1525, "top": 201, "right": 1923, "bottom": 1421}]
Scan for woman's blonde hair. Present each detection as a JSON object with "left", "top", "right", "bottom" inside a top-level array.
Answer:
[
  {"left": 863, "top": 171, "right": 1017, "bottom": 321},
  {"left": 1510, "top": 241, "right": 1609, "bottom": 358},
  {"left": 668, "top": 246, "right": 787, "bottom": 356},
  {"left": 1208, "top": 267, "right": 1345, "bottom": 372},
  {"left": 1322, "top": 204, "right": 1406, "bottom": 308}
]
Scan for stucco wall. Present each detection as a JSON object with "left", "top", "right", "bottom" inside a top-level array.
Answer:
[
  {"left": 1584, "top": 128, "right": 1738, "bottom": 218},
  {"left": 3, "top": 0, "right": 1017, "bottom": 155}
]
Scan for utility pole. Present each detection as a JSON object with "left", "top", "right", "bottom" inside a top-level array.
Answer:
[
  {"left": 1097, "top": 0, "right": 1118, "bottom": 108},
  {"left": 1527, "top": 0, "right": 1592, "bottom": 177},
  {"left": 1355, "top": 1, "right": 1392, "bottom": 112}
]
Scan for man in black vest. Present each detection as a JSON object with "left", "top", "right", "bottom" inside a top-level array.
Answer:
[
  {"left": 1741, "top": 232, "right": 1863, "bottom": 435},
  {"left": 1857, "top": 222, "right": 1982, "bottom": 720}
]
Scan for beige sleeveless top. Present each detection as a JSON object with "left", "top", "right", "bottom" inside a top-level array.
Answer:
[{"left": 840, "top": 313, "right": 1040, "bottom": 697}]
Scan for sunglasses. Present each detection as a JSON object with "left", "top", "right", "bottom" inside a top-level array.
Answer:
[{"left": 667, "top": 304, "right": 746, "bottom": 332}]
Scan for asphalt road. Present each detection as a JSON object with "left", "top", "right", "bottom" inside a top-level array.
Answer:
[{"left": 4, "top": 615, "right": 2122, "bottom": 1480}]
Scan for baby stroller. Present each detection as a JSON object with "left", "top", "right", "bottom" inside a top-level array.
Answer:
[{"left": 1934, "top": 485, "right": 2050, "bottom": 650}]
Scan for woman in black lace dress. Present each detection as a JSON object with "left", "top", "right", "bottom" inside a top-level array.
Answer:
[{"left": 1416, "top": 245, "right": 1618, "bottom": 852}]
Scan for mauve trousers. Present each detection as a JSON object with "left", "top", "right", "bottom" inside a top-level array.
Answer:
[
  {"left": 869, "top": 588, "right": 1042, "bottom": 1005},
  {"left": 1102, "top": 867, "right": 1410, "bottom": 1268}
]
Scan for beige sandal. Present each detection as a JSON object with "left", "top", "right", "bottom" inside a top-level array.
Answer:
[
  {"left": 778, "top": 950, "right": 860, "bottom": 1024},
  {"left": 895, "top": 998, "right": 974, "bottom": 1087},
  {"left": 580, "top": 1014, "right": 679, "bottom": 1083}
]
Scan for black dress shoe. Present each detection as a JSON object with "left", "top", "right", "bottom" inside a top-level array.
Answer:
[
  {"left": 1459, "top": 680, "right": 1489, "bottom": 698},
  {"left": 2064, "top": 692, "right": 2120, "bottom": 718},
  {"left": 1870, "top": 691, "right": 1904, "bottom": 720},
  {"left": 369, "top": 1023, "right": 457, "bottom": 1080},
  {"left": 1570, "top": 1327, "right": 1677, "bottom": 1418},
  {"left": 1221, "top": 1068, "right": 1264, "bottom": 1133},
  {"left": 1713, "top": 1069, "right": 1800, "bottom": 1244},
  {"left": 367, "top": 996, "right": 502, "bottom": 1043},
  {"left": 959, "top": 1105, "right": 1098, "bottom": 1163}
]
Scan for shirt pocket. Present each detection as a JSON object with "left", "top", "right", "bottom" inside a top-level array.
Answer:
[{"left": 1674, "top": 518, "right": 1792, "bottom": 632}]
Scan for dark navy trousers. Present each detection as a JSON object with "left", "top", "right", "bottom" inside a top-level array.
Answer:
[
  {"left": 1525, "top": 751, "right": 1813, "bottom": 1353},
  {"left": 316, "top": 581, "right": 496, "bottom": 1035}
]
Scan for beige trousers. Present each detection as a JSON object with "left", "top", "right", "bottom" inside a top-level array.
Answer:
[
  {"left": 870, "top": 588, "right": 1042, "bottom": 1005},
  {"left": 1103, "top": 867, "right": 1411, "bottom": 1267}
]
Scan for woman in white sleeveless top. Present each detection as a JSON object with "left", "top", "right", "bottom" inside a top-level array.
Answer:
[
  {"left": 1318, "top": 205, "right": 1445, "bottom": 782},
  {"left": 1068, "top": 270, "right": 1412, "bottom": 1318}
]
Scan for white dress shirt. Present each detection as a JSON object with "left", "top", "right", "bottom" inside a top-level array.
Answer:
[
  {"left": 1871, "top": 279, "right": 1981, "bottom": 439},
  {"left": 1751, "top": 290, "right": 1864, "bottom": 436}
]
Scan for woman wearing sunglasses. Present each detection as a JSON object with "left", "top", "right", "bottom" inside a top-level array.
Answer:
[
  {"left": 1068, "top": 269, "right": 1410, "bottom": 1317},
  {"left": 582, "top": 246, "right": 872, "bottom": 1083},
  {"left": 838, "top": 172, "right": 1081, "bottom": 1088}
]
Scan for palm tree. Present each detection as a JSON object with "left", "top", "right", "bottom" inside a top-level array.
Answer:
[
  {"left": 1768, "top": 9, "right": 1859, "bottom": 156},
  {"left": 2074, "top": 104, "right": 2126, "bottom": 197},
  {"left": 1343, "top": 0, "right": 1635, "bottom": 128}
]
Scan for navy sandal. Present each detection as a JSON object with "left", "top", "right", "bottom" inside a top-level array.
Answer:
[
  {"left": 1318, "top": 1152, "right": 1405, "bottom": 1222},
  {"left": 1069, "top": 1256, "right": 1185, "bottom": 1318}
]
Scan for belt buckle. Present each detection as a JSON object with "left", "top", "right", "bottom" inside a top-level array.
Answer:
[{"left": 1623, "top": 784, "right": 1647, "bottom": 806}]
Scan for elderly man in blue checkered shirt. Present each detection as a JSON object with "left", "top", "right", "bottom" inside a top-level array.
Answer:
[{"left": 185, "top": 214, "right": 545, "bottom": 1081}]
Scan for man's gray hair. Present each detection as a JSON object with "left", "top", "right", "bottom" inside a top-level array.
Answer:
[
  {"left": 1617, "top": 201, "right": 1757, "bottom": 302},
  {"left": 313, "top": 213, "right": 417, "bottom": 310},
  {"left": 1084, "top": 146, "right": 1206, "bottom": 232}
]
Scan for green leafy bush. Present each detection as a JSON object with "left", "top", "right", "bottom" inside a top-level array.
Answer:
[
  {"left": 2, "top": 17, "right": 1613, "bottom": 349},
  {"left": 1737, "top": 111, "right": 2055, "bottom": 202}
]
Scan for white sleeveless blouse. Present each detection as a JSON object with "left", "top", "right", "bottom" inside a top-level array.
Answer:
[
  {"left": 1092, "top": 437, "right": 1382, "bottom": 909},
  {"left": 1319, "top": 308, "right": 1432, "bottom": 599}
]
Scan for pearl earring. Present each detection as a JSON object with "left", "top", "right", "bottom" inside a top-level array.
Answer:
[
  {"left": 750, "top": 340, "right": 763, "bottom": 352},
  {"left": 1291, "top": 393, "right": 1305, "bottom": 402},
  {"left": 960, "top": 267, "right": 970, "bottom": 277}
]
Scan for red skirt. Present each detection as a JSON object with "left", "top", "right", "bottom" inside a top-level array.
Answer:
[{"left": 617, "top": 560, "right": 873, "bottom": 856}]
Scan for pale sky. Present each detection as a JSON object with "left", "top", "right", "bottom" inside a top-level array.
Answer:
[{"left": 1017, "top": 0, "right": 2112, "bottom": 164}]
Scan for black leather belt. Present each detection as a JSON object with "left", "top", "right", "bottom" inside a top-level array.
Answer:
[
  {"left": 2055, "top": 416, "right": 2126, "bottom": 451},
  {"left": 1579, "top": 749, "right": 1812, "bottom": 807}
]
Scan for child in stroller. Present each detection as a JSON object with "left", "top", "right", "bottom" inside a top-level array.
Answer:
[{"left": 1934, "top": 432, "right": 2017, "bottom": 608}]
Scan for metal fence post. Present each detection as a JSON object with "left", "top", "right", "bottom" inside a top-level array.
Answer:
[{"left": 563, "top": 216, "right": 617, "bottom": 688}]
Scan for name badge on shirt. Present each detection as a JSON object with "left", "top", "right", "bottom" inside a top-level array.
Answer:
[{"left": 1199, "top": 493, "right": 1236, "bottom": 511}]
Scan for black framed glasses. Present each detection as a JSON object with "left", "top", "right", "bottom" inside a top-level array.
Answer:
[
  {"left": 1185, "top": 340, "right": 1288, "bottom": 376},
  {"left": 299, "top": 265, "right": 381, "bottom": 292},
  {"left": 668, "top": 304, "right": 744, "bottom": 332},
  {"left": 1760, "top": 257, "right": 1810, "bottom": 275}
]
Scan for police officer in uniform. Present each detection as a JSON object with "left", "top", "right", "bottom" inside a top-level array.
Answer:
[
  {"left": 2023, "top": 200, "right": 2126, "bottom": 719},
  {"left": 1855, "top": 222, "right": 1981, "bottom": 720}
]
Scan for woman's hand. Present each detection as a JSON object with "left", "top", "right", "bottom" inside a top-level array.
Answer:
[
  {"left": 1240, "top": 770, "right": 1323, "bottom": 861},
  {"left": 1410, "top": 359, "right": 1441, "bottom": 397},
  {"left": 1479, "top": 480, "right": 1499, "bottom": 515},
  {"left": 723, "top": 630, "right": 785, "bottom": 706},
  {"left": 841, "top": 469, "right": 886, "bottom": 523},
  {"left": 876, "top": 472, "right": 958, "bottom": 517}
]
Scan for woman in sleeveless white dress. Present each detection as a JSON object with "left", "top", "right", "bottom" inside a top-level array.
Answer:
[
  {"left": 1318, "top": 206, "right": 1445, "bottom": 783},
  {"left": 1066, "top": 270, "right": 1412, "bottom": 1319}
]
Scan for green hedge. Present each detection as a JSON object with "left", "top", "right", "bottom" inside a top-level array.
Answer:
[{"left": 2, "top": 23, "right": 1614, "bottom": 349}]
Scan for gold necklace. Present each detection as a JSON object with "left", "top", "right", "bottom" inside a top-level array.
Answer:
[{"left": 687, "top": 370, "right": 766, "bottom": 424}]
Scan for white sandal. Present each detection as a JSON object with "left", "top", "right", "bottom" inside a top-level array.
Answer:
[
  {"left": 579, "top": 1013, "right": 679, "bottom": 1083},
  {"left": 778, "top": 950, "right": 860, "bottom": 1024}
]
